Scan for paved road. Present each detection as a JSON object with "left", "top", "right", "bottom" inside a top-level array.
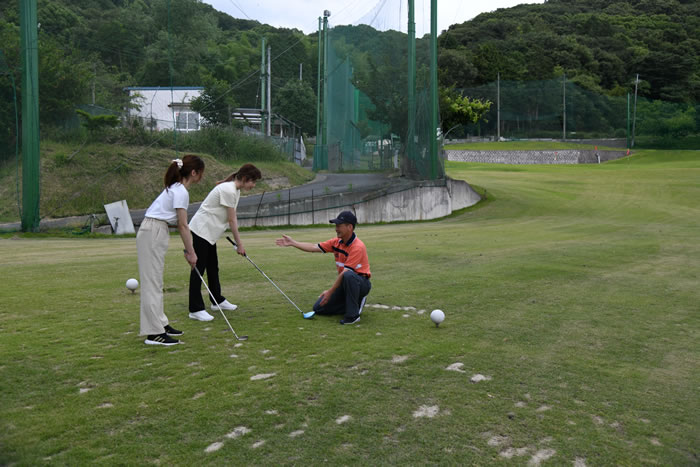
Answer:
[{"left": 130, "top": 172, "right": 410, "bottom": 225}]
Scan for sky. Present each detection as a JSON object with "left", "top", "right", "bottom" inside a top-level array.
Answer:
[{"left": 202, "top": 0, "right": 546, "bottom": 36}]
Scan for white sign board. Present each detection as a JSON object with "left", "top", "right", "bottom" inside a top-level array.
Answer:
[{"left": 104, "top": 200, "right": 135, "bottom": 235}]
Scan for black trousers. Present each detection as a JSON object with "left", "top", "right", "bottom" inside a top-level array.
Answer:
[
  {"left": 189, "top": 232, "right": 227, "bottom": 312},
  {"left": 313, "top": 270, "right": 371, "bottom": 319}
]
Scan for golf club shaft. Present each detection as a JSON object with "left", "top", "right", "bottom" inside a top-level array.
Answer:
[
  {"left": 226, "top": 237, "right": 306, "bottom": 315},
  {"left": 193, "top": 265, "right": 244, "bottom": 340}
]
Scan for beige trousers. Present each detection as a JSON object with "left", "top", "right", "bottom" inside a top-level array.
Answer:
[{"left": 137, "top": 217, "right": 171, "bottom": 336}]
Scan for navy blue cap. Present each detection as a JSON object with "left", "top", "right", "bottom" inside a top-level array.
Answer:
[{"left": 329, "top": 210, "right": 357, "bottom": 227}]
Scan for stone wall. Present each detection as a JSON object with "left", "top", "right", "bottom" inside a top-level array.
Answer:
[{"left": 446, "top": 149, "right": 628, "bottom": 165}]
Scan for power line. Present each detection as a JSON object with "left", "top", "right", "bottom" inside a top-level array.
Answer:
[{"left": 227, "top": 0, "right": 252, "bottom": 20}]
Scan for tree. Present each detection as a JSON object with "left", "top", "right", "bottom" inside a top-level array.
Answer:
[
  {"left": 75, "top": 109, "right": 120, "bottom": 135},
  {"left": 274, "top": 79, "right": 316, "bottom": 136},
  {"left": 353, "top": 52, "right": 408, "bottom": 140},
  {"left": 440, "top": 87, "right": 492, "bottom": 136},
  {"left": 189, "top": 76, "right": 238, "bottom": 127}
]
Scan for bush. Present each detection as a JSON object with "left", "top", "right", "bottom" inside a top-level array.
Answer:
[
  {"left": 178, "top": 127, "right": 284, "bottom": 162},
  {"left": 39, "top": 124, "right": 288, "bottom": 163},
  {"left": 53, "top": 152, "right": 69, "bottom": 167}
]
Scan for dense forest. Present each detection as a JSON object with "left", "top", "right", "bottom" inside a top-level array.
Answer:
[
  {"left": 440, "top": 0, "right": 699, "bottom": 102},
  {"left": 0, "top": 0, "right": 698, "bottom": 148}
]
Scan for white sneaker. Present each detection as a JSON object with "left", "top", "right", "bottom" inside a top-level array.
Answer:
[
  {"left": 189, "top": 310, "right": 214, "bottom": 321},
  {"left": 212, "top": 299, "right": 238, "bottom": 311}
]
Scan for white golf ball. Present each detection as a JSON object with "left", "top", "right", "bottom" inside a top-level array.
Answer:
[
  {"left": 430, "top": 309, "right": 445, "bottom": 325},
  {"left": 126, "top": 278, "right": 139, "bottom": 291}
]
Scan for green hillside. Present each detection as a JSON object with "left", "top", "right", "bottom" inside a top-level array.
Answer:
[{"left": 0, "top": 141, "right": 314, "bottom": 223}]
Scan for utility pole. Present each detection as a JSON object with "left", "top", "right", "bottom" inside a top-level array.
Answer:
[
  {"left": 632, "top": 73, "right": 639, "bottom": 148},
  {"left": 299, "top": 63, "right": 302, "bottom": 81},
  {"left": 20, "top": 0, "right": 40, "bottom": 231},
  {"left": 267, "top": 45, "right": 272, "bottom": 136},
  {"left": 260, "top": 38, "right": 266, "bottom": 134},
  {"left": 626, "top": 92, "right": 630, "bottom": 148},
  {"left": 92, "top": 63, "right": 96, "bottom": 105}
]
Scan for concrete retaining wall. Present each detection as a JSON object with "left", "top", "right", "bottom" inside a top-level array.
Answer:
[
  {"left": 236, "top": 177, "right": 481, "bottom": 228},
  {"left": 0, "top": 178, "right": 481, "bottom": 232},
  {"left": 446, "top": 149, "right": 628, "bottom": 164}
]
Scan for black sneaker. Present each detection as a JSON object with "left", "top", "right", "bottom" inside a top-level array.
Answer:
[
  {"left": 144, "top": 333, "right": 180, "bottom": 346},
  {"left": 164, "top": 325, "right": 183, "bottom": 336},
  {"left": 340, "top": 316, "right": 360, "bottom": 325}
]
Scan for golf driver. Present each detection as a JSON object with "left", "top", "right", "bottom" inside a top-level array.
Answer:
[
  {"left": 226, "top": 237, "right": 315, "bottom": 319},
  {"left": 189, "top": 257, "right": 248, "bottom": 341}
]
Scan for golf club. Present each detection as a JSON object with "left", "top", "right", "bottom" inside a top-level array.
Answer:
[
  {"left": 189, "top": 257, "right": 248, "bottom": 341},
  {"left": 226, "top": 237, "right": 315, "bottom": 319}
]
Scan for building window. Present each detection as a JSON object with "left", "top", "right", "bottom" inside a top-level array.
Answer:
[{"left": 176, "top": 111, "right": 200, "bottom": 131}]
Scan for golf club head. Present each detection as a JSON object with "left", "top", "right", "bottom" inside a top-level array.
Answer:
[
  {"left": 237, "top": 335, "right": 249, "bottom": 341},
  {"left": 303, "top": 311, "right": 315, "bottom": 319}
]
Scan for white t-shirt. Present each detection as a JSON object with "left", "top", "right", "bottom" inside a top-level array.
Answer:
[
  {"left": 144, "top": 183, "right": 190, "bottom": 225},
  {"left": 189, "top": 182, "right": 241, "bottom": 245}
]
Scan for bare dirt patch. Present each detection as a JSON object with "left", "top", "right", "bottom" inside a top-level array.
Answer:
[
  {"left": 251, "top": 373, "right": 276, "bottom": 381},
  {"left": 445, "top": 362, "right": 465, "bottom": 373},
  {"left": 413, "top": 405, "right": 439, "bottom": 418},
  {"left": 226, "top": 426, "right": 251, "bottom": 439},
  {"left": 205, "top": 442, "right": 223, "bottom": 453},
  {"left": 528, "top": 448, "right": 556, "bottom": 466}
]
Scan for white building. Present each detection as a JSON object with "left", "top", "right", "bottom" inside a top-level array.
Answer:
[{"left": 125, "top": 86, "right": 203, "bottom": 132}]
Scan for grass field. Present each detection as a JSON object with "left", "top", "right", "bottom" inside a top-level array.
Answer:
[{"left": 1, "top": 150, "right": 698, "bottom": 465}]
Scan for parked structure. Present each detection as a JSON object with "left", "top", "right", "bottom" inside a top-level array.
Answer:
[
  {"left": 123, "top": 87, "right": 307, "bottom": 165},
  {"left": 125, "top": 86, "right": 203, "bottom": 132}
]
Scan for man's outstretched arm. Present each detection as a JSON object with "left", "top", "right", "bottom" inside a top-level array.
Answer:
[{"left": 275, "top": 234, "right": 322, "bottom": 253}]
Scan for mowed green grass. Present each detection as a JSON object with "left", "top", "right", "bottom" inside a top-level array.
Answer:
[{"left": 1, "top": 150, "right": 698, "bottom": 465}]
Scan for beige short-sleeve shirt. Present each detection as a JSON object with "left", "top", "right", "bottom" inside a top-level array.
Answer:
[{"left": 189, "top": 182, "right": 240, "bottom": 245}]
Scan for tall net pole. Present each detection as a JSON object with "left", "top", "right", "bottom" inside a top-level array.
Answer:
[
  {"left": 315, "top": 17, "right": 321, "bottom": 159},
  {"left": 20, "top": 0, "right": 40, "bottom": 232},
  {"left": 632, "top": 73, "right": 639, "bottom": 148},
  {"left": 407, "top": 0, "right": 416, "bottom": 163},
  {"left": 562, "top": 73, "right": 566, "bottom": 141},
  {"left": 429, "top": 0, "right": 439, "bottom": 179},
  {"left": 321, "top": 13, "right": 330, "bottom": 170}
]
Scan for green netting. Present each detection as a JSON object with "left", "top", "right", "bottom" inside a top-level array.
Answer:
[
  {"left": 313, "top": 18, "right": 443, "bottom": 179},
  {"left": 457, "top": 78, "right": 699, "bottom": 144}
]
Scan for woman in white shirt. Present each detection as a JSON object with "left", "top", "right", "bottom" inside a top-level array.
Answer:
[
  {"left": 188, "top": 163, "right": 262, "bottom": 321},
  {"left": 137, "top": 155, "right": 205, "bottom": 346}
]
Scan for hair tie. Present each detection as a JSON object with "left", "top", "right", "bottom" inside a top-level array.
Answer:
[{"left": 172, "top": 158, "right": 183, "bottom": 169}]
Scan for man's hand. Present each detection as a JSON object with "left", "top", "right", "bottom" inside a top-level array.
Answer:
[
  {"left": 275, "top": 234, "right": 294, "bottom": 247},
  {"left": 318, "top": 289, "right": 330, "bottom": 306}
]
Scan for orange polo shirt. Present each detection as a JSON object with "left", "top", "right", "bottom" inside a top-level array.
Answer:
[{"left": 318, "top": 233, "right": 371, "bottom": 278}]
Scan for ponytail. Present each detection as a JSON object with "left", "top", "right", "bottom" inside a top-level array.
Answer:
[
  {"left": 217, "top": 163, "right": 262, "bottom": 185},
  {"left": 164, "top": 154, "right": 205, "bottom": 188}
]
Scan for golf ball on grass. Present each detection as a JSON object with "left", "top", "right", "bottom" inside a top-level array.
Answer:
[
  {"left": 126, "top": 278, "right": 139, "bottom": 292},
  {"left": 430, "top": 309, "right": 445, "bottom": 326}
]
